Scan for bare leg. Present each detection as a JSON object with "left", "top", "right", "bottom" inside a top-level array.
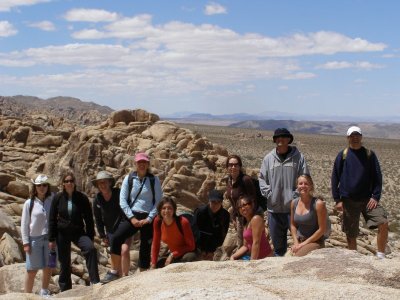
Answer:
[
  {"left": 121, "top": 240, "right": 131, "bottom": 276},
  {"left": 347, "top": 236, "right": 357, "bottom": 250},
  {"left": 41, "top": 267, "right": 52, "bottom": 290},
  {"left": 25, "top": 270, "right": 38, "bottom": 293},
  {"left": 110, "top": 254, "right": 121, "bottom": 272},
  {"left": 377, "top": 222, "right": 389, "bottom": 253}
]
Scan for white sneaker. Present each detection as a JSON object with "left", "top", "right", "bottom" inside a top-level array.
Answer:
[
  {"left": 39, "top": 289, "right": 51, "bottom": 298},
  {"left": 376, "top": 252, "right": 386, "bottom": 259}
]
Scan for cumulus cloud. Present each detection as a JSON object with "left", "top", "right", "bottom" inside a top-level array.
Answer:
[
  {"left": 0, "top": 21, "right": 18, "bottom": 37},
  {"left": 317, "top": 61, "right": 384, "bottom": 70},
  {"left": 64, "top": 8, "right": 119, "bottom": 22},
  {"left": 28, "top": 20, "right": 55, "bottom": 31},
  {"left": 204, "top": 2, "right": 227, "bottom": 15},
  {"left": 0, "top": 0, "right": 50, "bottom": 12}
]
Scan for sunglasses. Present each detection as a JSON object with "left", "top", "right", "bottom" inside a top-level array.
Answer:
[
  {"left": 239, "top": 202, "right": 251, "bottom": 209},
  {"left": 36, "top": 184, "right": 48, "bottom": 187},
  {"left": 63, "top": 180, "right": 74, "bottom": 184},
  {"left": 228, "top": 163, "right": 240, "bottom": 168}
]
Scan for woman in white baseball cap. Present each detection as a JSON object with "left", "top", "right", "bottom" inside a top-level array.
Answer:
[{"left": 21, "top": 174, "right": 55, "bottom": 297}]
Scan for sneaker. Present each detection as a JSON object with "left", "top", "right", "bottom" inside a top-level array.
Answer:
[
  {"left": 39, "top": 289, "right": 51, "bottom": 298},
  {"left": 100, "top": 271, "right": 119, "bottom": 284},
  {"left": 376, "top": 252, "right": 386, "bottom": 259}
]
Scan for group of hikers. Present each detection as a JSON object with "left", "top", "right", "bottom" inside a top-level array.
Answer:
[{"left": 20, "top": 125, "right": 389, "bottom": 296}]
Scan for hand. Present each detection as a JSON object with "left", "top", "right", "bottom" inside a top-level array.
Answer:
[
  {"left": 23, "top": 244, "right": 31, "bottom": 254},
  {"left": 165, "top": 253, "right": 174, "bottom": 266},
  {"left": 291, "top": 242, "right": 303, "bottom": 254},
  {"left": 49, "top": 241, "right": 56, "bottom": 250},
  {"left": 230, "top": 255, "right": 236, "bottom": 260},
  {"left": 335, "top": 201, "right": 343, "bottom": 212},
  {"left": 367, "top": 198, "right": 378, "bottom": 210},
  {"left": 150, "top": 264, "right": 156, "bottom": 270},
  {"left": 102, "top": 238, "right": 110, "bottom": 247},
  {"left": 138, "top": 219, "right": 150, "bottom": 227},
  {"left": 131, "top": 218, "right": 140, "bottom": 227}
]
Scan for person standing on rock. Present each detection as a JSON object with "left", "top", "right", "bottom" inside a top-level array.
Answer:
[
  {"left": 109, "top": 152, "right": 162, "bottom": 278},
  {"left": 48, "top": 171, "right": 100, "bottom": 291},
  {"left": 331, "top": 126, "right": 389, "bottom": 259},
  {"left": 195, "top": 189, "right": 230, "bottom": 260},
  {"left": 259, "top": 128, "right": 309, "bottom": 256},
  {"left": 92, "top": 171, "right": 132, "bottom": 283},
  {"left": 21, "top": 174, "right": 55, "bottom": 297},
  {"left": 225, "top": 154, "right": 258, "bottom": 247}
]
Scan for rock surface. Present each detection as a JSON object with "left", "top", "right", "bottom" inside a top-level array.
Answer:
[{"left": 1, "top": 248, "right": 399, "bottom": 300}]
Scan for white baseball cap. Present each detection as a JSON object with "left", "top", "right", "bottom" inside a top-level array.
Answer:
[{"left": 347, "top": 126, "right": 362, "bottom": 136}]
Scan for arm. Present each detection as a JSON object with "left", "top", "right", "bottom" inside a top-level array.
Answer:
[
  {"left": 21, "top": 200, "right": 31, "bottom": 252},
  {"left": 171, "top": 217, "right": 195, "bottom": 258},
  {"left": 82, "top": 193, "right": 95, "bottom": 240},
  {"left": 151, "top": 217, "right": 162, "bottom": 268},
  {"left": 290, "top": 200, "right": 300, "bottom": 247},
  {"left": 293, "top": 200, "right": 327, "bottom": 254},
  {"left": 146, "top": 176, "right": 163, "bottom": 223},
  {"left": 249, "top": 215, "right": 264, "bottom": 260},
  {"left": 259, "top": 157, "right": 271, "bottom": 199},
  {"left": 120, "top": 175, "right": 134, "bottom": 220},
  {"left": 93, "top": 195, "right": 106, "bottom": 239},
  {"left": 367, "top": 152, "right": 383, "bottom": 210},
  {"left": 331, "top": 153, "right": 342, "bottom": 203},
  {"left": 48, "top": 194, "right": 59, "bottom": 243},
  {"left": 230, "top": 245, "right": 249, "bottom": 260}
]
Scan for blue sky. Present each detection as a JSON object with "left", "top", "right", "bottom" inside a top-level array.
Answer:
[{"left": 1, "top": 0, "right": 399, "bottom": 119}]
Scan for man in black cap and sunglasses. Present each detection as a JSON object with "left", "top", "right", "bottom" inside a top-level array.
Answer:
[{"left": 259, "top": 128, "right": 309, "bottom": 256}]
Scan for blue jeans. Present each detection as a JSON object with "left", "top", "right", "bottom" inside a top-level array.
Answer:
[{"left": 268, "top": 212, "right": 290, "bottom": 256}]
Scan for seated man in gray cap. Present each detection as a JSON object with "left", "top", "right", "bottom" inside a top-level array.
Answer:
[
  {"left": 331, "top": 126, "right": 389, "bottom": 259},
  {"left": 194, "top": 189, "right": 230, "bottom": 260}
]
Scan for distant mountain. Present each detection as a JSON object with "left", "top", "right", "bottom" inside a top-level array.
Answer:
[
  {"left": 0, "top": 95, "right": 114, "bottom": 125},
  {"left": 230, "top": 119, "right": 400, "bottom": 140}
]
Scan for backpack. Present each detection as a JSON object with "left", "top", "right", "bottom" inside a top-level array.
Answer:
[
  {"left": 127, "top": 171, "right": 155, "bottom": 206},
  {"left": 293, "top": 197, "right": 331, "bottom": 239}
]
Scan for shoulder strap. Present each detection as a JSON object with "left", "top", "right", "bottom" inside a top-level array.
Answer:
[
  {"left": 148, "top": 173, "right": 156, "bottom": 205},
  {"left": 127, "top": 172, "right": 156, "bottom": 206},
  {"left": 127, "top": 171, "right": 137, "bottom": 206},
  {"left": 29, "top": 198, "right": 35, "bottom": 217},
  {"left": 176, "top": 215, "right": 184, "bottom": 236}
]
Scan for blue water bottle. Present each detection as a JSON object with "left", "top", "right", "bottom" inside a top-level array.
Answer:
[{"left": 48, "top": 249, "right": 57, "bottom": 268}]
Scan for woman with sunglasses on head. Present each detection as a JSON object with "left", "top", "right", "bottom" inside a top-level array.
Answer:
[
  {"left": 230, "top": 195, "right": 272, "bottom": 260},
  {"left": 48, "top": 171, "right": 99, "bottom": 291},
  {"left": 290, "top": 174, "right": 327, "bottom": 257},
  {"left": 21, "top": 174, "right": 55, "bottom": 297},
  {"left": 225, "top": 154, "right": 258, "bottom": 246}
]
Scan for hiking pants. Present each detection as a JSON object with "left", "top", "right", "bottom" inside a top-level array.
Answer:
[{"left": 268, "top": 212, "right": 290, "bottom": 257}]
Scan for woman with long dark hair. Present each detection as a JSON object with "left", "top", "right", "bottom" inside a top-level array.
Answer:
[
  {"left": 151, "top": 197, "right": 197, "bottom": 268},
  {"left": 48, "top": 171, "right": 99, "bottom": 291},
  {"left": 21, "top": 174, "right": 54, "bottom": 296}
]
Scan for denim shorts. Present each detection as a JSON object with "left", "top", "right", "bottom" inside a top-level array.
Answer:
[{"left": 26, "top": 234, "right": 49, "bottom": 270}]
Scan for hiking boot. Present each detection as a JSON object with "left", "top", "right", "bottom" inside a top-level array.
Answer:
[{"left": 100, "top": 271, "right": 119, "bottom": 284}]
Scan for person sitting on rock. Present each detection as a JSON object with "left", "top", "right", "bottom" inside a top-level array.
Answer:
[
  {"left": 290, "top": 175, "right": 328, "bottom": 256},
  {"left": 21, "top": 174, "right": 55, "bottom": 297},
  {"left": 48, "top": 171, "right": 100, "bottom": 291},
  {"left": 230, "top": 195, "right": 272, "bottom": 260},
  {"left": 195, "top": 189, "right": 230, "bottom": 260},
  {"left": 92, "top": 171, "right": 132, "bottom": 284},
  {"left": 151, "top": 197, "right": 197, "bottom": 268}
]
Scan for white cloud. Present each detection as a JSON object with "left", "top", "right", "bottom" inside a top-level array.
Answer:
[
  {"left": 204, "top": 2, "right": 227, "bottom": 15},
  {"left": 317, "top": 61, "right": 384, "bottom": 70},
  {"left": 64, "top": 8, "right": 119, "bottom": 22},
  {"left": 278, "top": 85, "right": 289, "bottom": 91},
  {"left": 28, "top": 20, "right": 55, "bottom": 31},
  {"left": 0, "top": 0, "right": 50, "bottom": 12},
  {"left": 0, "top": 21, "right": 18, "bottom": 37}
]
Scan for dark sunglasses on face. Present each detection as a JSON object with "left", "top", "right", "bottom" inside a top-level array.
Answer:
[
  {"left": 63, "top": 180, "right": 74, "bottom": 184},
  {"left": 36, "top": 184, "right": 48, "bottom": 187},
  {"left": 228, "top": 163, "right": 240, "bottom": 168}
]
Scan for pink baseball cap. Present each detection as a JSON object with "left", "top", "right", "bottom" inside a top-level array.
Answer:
[{"left": 134, "top": 152, "right": 150, "bottom": 162}]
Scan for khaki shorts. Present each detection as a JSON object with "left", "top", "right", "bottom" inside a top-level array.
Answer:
[{"left": 342, "top": 198, "right": 388, "bottom": 238}]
